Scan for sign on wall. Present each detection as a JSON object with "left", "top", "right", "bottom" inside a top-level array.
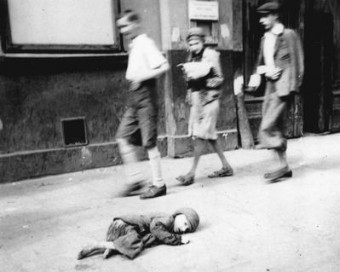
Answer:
[{"left": 189, "top": 0, "right": 219, "bottom": 21}]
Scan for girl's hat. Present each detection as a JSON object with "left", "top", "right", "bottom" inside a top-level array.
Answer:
[{"left": 187, "top": 27, "right": 205, "bottom": 42}]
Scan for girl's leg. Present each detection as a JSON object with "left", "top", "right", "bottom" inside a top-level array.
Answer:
[
  {"left": 188, "top": 137, "right": 206, "bottom": 176},
  {"left": 176, "top": 138, "right": 206, "bottom": 185},
  {"left": 208, "top": 139, "right": 232, "bottom": 169}
]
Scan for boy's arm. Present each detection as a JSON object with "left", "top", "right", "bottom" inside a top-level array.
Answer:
[
  {"left": 150, "top": 219, "right": 186, "bottom": 246},
  {"left": 131, "top": 38, "right": 169, "bottom": 83},
  {"left": 133, "top": 61, "right": 169, "bottom": 83}
]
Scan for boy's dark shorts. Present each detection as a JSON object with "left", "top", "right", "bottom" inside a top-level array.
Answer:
[{"left": 116, "top": 79, "right": 158, "bottom": 149}]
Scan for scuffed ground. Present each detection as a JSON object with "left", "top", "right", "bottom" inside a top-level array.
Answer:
[{"left": 1, "top": 133, "right": 340, "bottom": 272}]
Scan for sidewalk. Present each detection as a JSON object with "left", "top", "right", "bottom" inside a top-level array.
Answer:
[{"left": 1, "top": 133, "right": 340, "bottom": 272}]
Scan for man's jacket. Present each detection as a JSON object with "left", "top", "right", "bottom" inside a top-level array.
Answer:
[{"left": 256, "top": 28, "right": 304, "bottom": 97}]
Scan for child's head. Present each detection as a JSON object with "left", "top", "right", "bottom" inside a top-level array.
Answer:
[
  {"left": 186, "top": 27, "right": 205, "bottom": 55},
  {"left": 173, "top": 208, "right": 200, "bottom": 233},
  {"left": 117, "top": 10, "right": 141, "bottom": 39}
]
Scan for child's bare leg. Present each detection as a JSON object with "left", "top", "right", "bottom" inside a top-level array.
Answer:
[
  {"left": 177, "top": 138, "right": 205, "bottom": 185},
  {"left": 189, "top": 138, "right": 206, "bottom": 175},
  {"left": 208, "top": 139, "right": 232, "bottom": 169},
  {"left": 78, "top": 241, "right": 116, "bottom": 260},
  {"left": 206, "top": 139, "right": 234, "bottom": 178}
]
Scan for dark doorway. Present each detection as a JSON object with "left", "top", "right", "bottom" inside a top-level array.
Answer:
[
  {"left": 302, "top": 1, "right": 334, "bottom": 133},
  {"left": 243, "top": 0, "right": 339, "bottom": 136},
  {"left": 242, "top": 0, "right": 305, "bottom": 139}
]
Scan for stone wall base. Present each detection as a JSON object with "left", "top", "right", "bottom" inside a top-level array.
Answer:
[{"left": 0, "top": 132, "right": 238, "bottom": 183}]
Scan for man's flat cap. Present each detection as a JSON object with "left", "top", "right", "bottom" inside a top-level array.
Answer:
[{"left": 256, "top": 2, "right": 280, "bottom": 14}]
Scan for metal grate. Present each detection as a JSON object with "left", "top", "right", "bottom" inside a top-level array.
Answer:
[{"left": 61, "top": 117, "right": 88, "bottom": 147}]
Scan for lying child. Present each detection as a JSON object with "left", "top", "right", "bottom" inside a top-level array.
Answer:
[{"left": 77, "top": 207, "right": 200, "bottom": 260}]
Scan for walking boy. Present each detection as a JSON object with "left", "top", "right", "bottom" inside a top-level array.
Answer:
[
  {"left": 116, "top": 10, "right": 169, "bottom": 198},
  {"left": 247, "top": 2, "right": 304, "bottom": 182}
]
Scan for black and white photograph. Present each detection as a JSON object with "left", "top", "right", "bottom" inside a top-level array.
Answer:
[{"left": 1, "top": 0, "right": 340, "bottom": 271}]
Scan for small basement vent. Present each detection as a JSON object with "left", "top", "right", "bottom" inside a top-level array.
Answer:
[{"left": 61, "top": 117, "right": 88, "bottom": 146}]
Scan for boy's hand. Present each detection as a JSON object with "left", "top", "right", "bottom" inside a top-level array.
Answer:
[
  {"left": 181, "top": 236, "right": 190, "bottom": 244},
  {"left": 177, "top": 63, "right": 184, "bottom": 69}
]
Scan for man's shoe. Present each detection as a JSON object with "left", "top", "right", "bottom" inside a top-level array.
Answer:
[
  {"left": 264, "top": 167, "right": 292, "bottom": 182},
  {"left": 254, "top": 144, "right": 267, "bottom": 150},
  {"left": 119, "top": 181, "right": 145, "bottom": 197},
  {"left": 140, "top": 185, "right": 167, "bottom": 199},
  {"left": 255, "top": 141, "right": 287, "bottom": 150}
]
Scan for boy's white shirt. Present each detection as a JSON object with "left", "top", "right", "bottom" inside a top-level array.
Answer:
[{"left": 126, "top": 34, "right": 168, "bottom": 82}]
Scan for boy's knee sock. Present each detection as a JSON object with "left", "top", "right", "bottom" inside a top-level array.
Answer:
[
  {"left": 147, "top": 147, "right": 164, "bottom": 187},
  {"left": 117, "top": 138, "right": 145, "bottom": 184}
]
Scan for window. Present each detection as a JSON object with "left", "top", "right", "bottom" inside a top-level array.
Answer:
[{"left": 1, "top": 0, "right": 120, "bottom": 53}]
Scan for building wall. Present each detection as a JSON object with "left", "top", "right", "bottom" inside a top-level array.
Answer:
[
  {"left": 120, "top": 0, "right": 162, "bottom": 49},
  {"left": 0, "top": 0, "right": 243, "bottom": 182},
  {"left": 0, "top": 57, "right": 127, "bottom": 153},
  {"left": 159, "top": 0, "right": 242, "bottom": 157}
]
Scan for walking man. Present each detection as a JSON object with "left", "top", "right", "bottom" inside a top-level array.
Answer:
[
  {"left": 247, "top": 2, "right": 304, "bottom": 182},
  {"left": 116, "top": 10, "right": 169, "bottom": 198}
]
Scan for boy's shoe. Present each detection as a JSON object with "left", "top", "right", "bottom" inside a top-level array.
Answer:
[
  {"left": 140, "top": 185, "right": 167, "bottom": 199},
  {"left": 119, "top": 181, "right": 145, "bottom": 197}
]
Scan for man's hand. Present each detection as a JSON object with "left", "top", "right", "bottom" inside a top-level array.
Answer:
[
  {"left": 181, "top": 236, "right": 190, "bottom": 244},
  {"left": 265, "top": 67, "right": 282, "bottom": 81}
]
